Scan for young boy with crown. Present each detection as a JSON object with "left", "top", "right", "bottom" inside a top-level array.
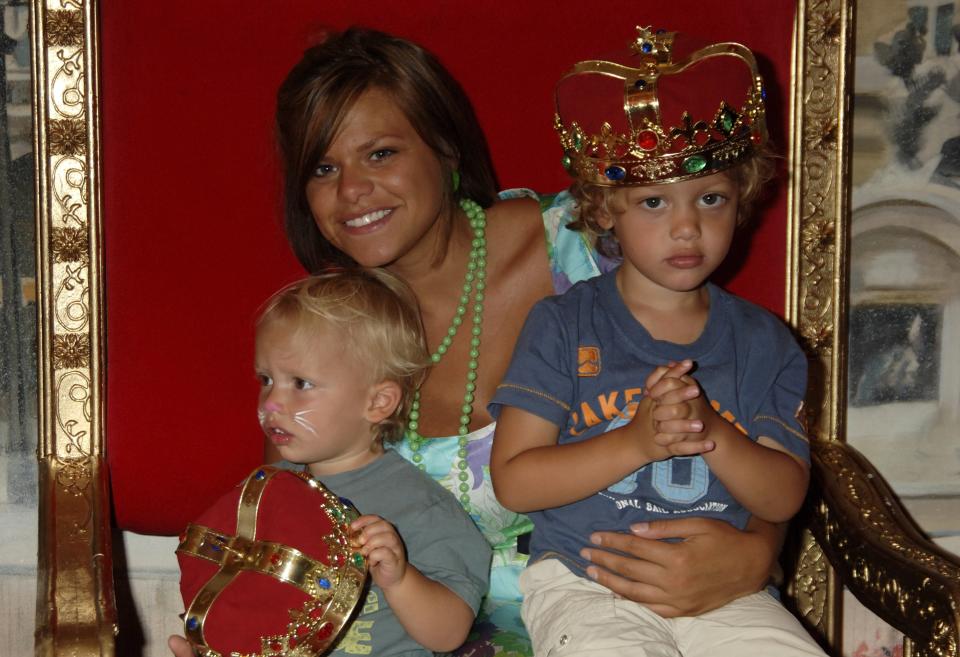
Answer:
[{"left": 489, "top": 28, "right": 828, "bottom": 656}]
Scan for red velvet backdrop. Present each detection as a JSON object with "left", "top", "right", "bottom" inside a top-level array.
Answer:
[{"left": 102, "top": 0, "right": 797, "bottom": 535}]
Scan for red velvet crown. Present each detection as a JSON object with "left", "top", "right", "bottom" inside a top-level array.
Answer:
[
  {"left": 555, "top": 26, "right": 767, "bottom": 186},
  {"left": 177, "top": 466, "right": 368, "bottom": 657}
]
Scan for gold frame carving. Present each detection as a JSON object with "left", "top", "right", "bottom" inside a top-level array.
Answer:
[
  {"left": 28, "top": 1, "right": 960, "bottom": 655},
  {"left": 783, "top": 0, "right": 854, "bottom": 647},
  {"left": 31, "top": 0, "right": 116, "bottom": 655},
  {"left": 785, "top": 2, "right": 960, "bottom": 656}
]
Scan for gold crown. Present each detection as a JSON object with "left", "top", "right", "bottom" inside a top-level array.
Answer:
[
  {"left": 555, "top": 27, "right": 767, "bottom": 186},
  {"left": 178, "top": 466, "right": 367, "bottom": 657}
]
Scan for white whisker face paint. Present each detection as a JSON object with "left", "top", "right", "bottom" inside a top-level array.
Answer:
[
  {"left": 293, "top": 410, "right": 319, "bottom": 437},
  {"left": 257, "top": 409, "right": 267, "bottom": 426}
]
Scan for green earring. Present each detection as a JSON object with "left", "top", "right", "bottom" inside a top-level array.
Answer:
[{"left": 451, "top": 169, "right": 461, "bottom": 192}]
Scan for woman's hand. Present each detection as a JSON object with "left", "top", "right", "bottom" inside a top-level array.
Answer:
[
  {"left": 579, "top": 516, "right": 783, "bottom": 617},
  {"left": 168, "top": 635, "right": 196, "bottom": 657}
]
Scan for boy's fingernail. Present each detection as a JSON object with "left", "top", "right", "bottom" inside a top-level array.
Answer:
[
  {"left": 631, "top": 522, "right": 650, "bottom": 534},
  {"left": 585, "top": 566, "right": 599, "bottom": 580},
  {"left": 590, "top": 533, "right": 602, "bottom": 545}
]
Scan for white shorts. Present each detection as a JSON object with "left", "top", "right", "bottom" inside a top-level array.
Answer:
[{"left": 519, "top": 558, "right": 827, "bottom": 657}]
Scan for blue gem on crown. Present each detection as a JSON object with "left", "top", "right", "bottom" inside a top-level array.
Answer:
[{"left": 604, "top": 166, "right": 627, "bottom": 181}]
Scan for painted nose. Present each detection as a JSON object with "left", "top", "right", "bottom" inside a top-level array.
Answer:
[{"left": 263, "top": 400, "right": 282, "bottom": 413}]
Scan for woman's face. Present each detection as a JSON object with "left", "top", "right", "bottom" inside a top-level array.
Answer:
[{"left": 305, "top": 87, "right": 447, "bottom": 268}]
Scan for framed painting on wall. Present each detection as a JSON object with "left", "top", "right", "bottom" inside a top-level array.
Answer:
[{"left": 847, "top": 0, "right": 960, "bottom": 555}]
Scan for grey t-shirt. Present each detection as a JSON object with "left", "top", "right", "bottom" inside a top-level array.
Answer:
[{"left": 280, "top": 450, "right": 491, "bottom": 656}]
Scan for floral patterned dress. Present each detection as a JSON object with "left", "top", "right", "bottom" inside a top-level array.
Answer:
[{"left": 390, "top": 190, "right": 617, "bottom": 656}]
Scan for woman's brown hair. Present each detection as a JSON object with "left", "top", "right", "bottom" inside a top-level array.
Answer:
[{"left": 276, "top": 27, "right": 499, "bottom": 273}]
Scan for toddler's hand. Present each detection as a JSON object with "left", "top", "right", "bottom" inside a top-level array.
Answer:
[
  {"left": 645, "top": 360, "right": 715, "bottom": 457},
  {"left": 168, "top": 635, "right": 197, "bottom": 657},
  {"left": 351, "top": 515, "right": 407, "bottom": 590}
]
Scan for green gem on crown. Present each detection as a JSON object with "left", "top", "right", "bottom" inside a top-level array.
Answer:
[
  {"left": 682, "top": 155, "right": 708, "bottom": 174},
  {"left": 572, "top": 131, "right": 583, "bottom": 150},
  {"left": 718, "top": 107, "right": 738, "bottom": 135}
]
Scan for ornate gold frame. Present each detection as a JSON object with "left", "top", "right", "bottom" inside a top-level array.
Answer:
[
  {"left": 31, "top": 0, "right": 115, "bottom": 655},
  {"left": 786, "top": 3, "right": 960, "bottom": 656},
  {"left": 28, "top": 1, "right": 960, "bottom": 655}
]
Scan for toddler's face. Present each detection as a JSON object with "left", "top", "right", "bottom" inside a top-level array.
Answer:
[
  {"left": 601, "top": 172, "right": 739, "bottom": 295},
  {"left": 254, "top": 318, "right": 383, "bottom": 476}
]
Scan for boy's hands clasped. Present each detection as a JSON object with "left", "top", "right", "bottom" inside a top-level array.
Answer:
[{"left": 635, "top": 359, "right": 717, "bottom": 460}]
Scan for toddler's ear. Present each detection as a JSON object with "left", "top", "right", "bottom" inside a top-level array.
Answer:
[{"left": 365, "top": 381, "right": 402, "bottom": 424}]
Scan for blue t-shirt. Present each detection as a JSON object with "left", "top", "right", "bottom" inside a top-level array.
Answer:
[{"left": 489, "top": 270, "right": 809, "bottom": 573}]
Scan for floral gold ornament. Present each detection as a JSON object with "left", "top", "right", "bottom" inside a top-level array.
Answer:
[
  {"left": 53, "top": 333, "right": 90, "bottom": 370},
  {"left": 47, "top": 118, "right": 87, "bottom": 156},
  {"left": 177, "top": 466, "right": 367, "bottom": 657},
  {"left": 45, "top": 10, "right": 85, "bottom": 47},
  {"left": 51, "top": 227, "right": 90, "bottom": 264},
  {"left": 554, "top": 26, "right": 767, "bottom": 186}
]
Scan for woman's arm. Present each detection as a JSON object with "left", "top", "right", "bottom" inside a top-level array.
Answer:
[{"left": 580, "top": 515, "right": 785, "bottom": 617}]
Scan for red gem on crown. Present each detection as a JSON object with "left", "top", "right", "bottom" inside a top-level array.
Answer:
[{"left": 638, "top": 131, "right": 658, "bottom": 150}]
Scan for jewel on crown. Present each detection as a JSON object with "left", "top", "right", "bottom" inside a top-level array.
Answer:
[{"left": 554, "top": 26, "right": 768, "bottom": 186}]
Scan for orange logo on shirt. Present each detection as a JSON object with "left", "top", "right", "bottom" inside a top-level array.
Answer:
[{"left": 578, "top": 346, "right": 600, "bottom": 377}]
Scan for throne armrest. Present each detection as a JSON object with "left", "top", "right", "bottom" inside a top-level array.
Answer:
[{"left": 810, "top": 441, "right": 960, "bottom": 657}]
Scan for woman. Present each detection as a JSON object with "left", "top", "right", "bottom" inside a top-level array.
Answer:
[{"left": 172, "top": 27, "right": 781, "bottom": 657}]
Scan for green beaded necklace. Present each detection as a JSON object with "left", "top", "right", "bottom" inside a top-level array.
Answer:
[{"left": 406, "top": 197, "right": 486, "bottom": 510}]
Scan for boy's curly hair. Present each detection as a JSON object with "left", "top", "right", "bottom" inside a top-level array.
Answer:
[{"left": 567, "top": 146, "right": 778, "bottom": 257}]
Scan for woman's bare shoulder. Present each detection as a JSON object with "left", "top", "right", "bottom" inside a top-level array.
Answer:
[
  {"left": 485, "top": 196, "right": 544, "bottom": 255},
  {"left": 484, "top": 196, "right": 552, "bottom": 296}
]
